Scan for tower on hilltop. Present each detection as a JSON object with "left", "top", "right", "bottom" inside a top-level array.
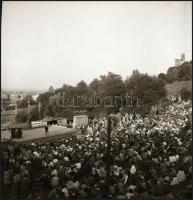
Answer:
[
  {"left": 181, "top": 53, "right": 185, "bottom": 62},
  {"left": 175, "top": 53, "right": 185, "bottom": 66}
]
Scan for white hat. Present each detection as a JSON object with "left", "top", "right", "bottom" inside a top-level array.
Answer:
[
  {"left": 130, "top": 165, "right": 136, "bottom": 174},
  {"left": 64, "top": 157, "right": 69, "bottom": 161},
  {"left": 53, "top": 159, "right": 58, "bottom": 163},
  {"left": 163, "top": 141, "right": 167, "bottom": 146},
  {"left": 75, "top": 163, "right": 81, "bottom": 169}
]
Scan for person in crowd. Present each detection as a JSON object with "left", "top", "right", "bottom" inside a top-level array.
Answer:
[{"left": 45, "top": 125, "right": 49, "bottom": 136}]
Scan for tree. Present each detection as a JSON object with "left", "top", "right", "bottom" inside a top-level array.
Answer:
[
  {"left": 158, "top": 73, "right": 167, "bottom": 82},
  {"left": 125, "top": 70, "right": 167, "bottom": 115},
  {"left": 37, "top": 92, "right": 53, "bottom": 118},
  {"left": 49, "top": 86, "right": 54, "bottom": 93},
  {"left": 166, "top": 66, "right": 179, "bottom": 83},
  {"left": 29, "top": 106, "right": 39, "bottom": 121},
  {"left": 44, "top": 104, "right": 55, "bottom": 117},
  {"left": 166, "top": 61, "right": 192, "bottom": 83},
  {"left": 125, "top": 70, "right": 141, "bottom": 92},
  {"left": 15, "top": 111, "right": 28, "bottom": 123},
  {"left": 17, "top": 95, "right": 32, "bottom": 109},
  {"left": 179, "top": 88, "right": 192, "bottom": 100},
  {"left": 100, "top": 72, "right": 125, "bottom": 97},
  {"left": 177, "top": 62, "right": 192, "bottom": 81},
  {"left": 89, "top": 78, "right": 102, "bottom": 93},
  {"left": 37, "top": 92, "right": 50, "bottom": 104},
  {"left": 76, "top": 80, "right": 88, "bottom": 95}
]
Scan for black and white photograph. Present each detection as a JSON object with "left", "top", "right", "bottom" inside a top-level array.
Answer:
[{"left": 1, "top": 1, "right": 192, "bottom": 200}]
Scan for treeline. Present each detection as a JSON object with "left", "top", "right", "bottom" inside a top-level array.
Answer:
[
  {"left": 15, "top": 61, "right": 192, "bottom": 123},
  {"left": 36, "top": 70, "right": 167, "bottom": 120}
]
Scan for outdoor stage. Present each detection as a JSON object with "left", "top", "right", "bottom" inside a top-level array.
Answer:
[{"left": 1, "top": 126, "right": 80, "bottom": 144}]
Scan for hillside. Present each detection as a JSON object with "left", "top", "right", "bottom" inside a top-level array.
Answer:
[{"left": 165, "top": 80, "right": 192, "bottom": 96}]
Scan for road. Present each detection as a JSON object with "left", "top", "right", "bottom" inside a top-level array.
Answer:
[{"left": 1, "top": 126, "right": 79, "bottom": 143}]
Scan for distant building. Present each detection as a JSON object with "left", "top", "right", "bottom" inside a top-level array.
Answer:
[
  {"left": 175, "top": 53, "right": 185, "bottom": 66},
  {"left": 1, "top": 93, "right": 9, "bottom": 100},
  {"left": 10, "top": 93, "right": 24, "bottom": 102},
  {"left": 32, "top": 94, "right": 39, "bottom": 101}
]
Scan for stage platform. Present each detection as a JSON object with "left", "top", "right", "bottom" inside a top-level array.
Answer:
[{"left": 1, "top": 126, "right": 80, "bottom": 144}]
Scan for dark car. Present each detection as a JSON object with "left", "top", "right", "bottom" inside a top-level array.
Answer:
[{"left": 11, "top": 128, "right": 23, "bottom": 138}]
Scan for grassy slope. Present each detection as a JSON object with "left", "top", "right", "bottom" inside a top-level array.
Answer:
[{"left": 165, "top": 80, "right": 192, "bottom": 96}]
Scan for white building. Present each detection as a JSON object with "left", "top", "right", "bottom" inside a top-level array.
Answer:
[
  {"left": 10, "top": 93, "right": 24, "bottom": 102},
  {"left": 175, "top": 53, "right": 185, "bottom": 66},
  {"left": 1, "top": 93, "right": 8, "bottom": 100},
  {"left": 32, "top": 94, "right": 39, "bottom": 101}
]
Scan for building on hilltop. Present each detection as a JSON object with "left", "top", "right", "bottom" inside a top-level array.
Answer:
[
  {"left": 10, "top": 93, "right": 24, "bottom": 103},
  {"left": 175, "top": 53, "right": 185, "bottom": 66}
]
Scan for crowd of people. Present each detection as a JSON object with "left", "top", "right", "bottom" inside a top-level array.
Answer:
[{"left": 1, "top": 96, "right": 192, "bottom": 200}]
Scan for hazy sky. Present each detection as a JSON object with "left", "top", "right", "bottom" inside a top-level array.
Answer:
[{"left": 2, "top": 1, "right": 192, "bottom": 91}]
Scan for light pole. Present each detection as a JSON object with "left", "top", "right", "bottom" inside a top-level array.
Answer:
[
  {"left": 106, "top": 114, "right": 120, "bottom": 196},
  {"left": 131, "top": 91, "right": 133, "bottom": 107},
  {"left": 27, "top": 100, "right": 31, "bottom": 127},
  {"left": 38, "top": 101, "right": 41, "bottom": 120},
  {"left": 106, "top": 116, "right": 112, "bottom": 195},
  {"left": 14, "top": 102, "right": 18, "bottom": 123}
]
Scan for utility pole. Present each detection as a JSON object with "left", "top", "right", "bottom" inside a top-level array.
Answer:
[
  {"left": 38, "top": 101, "right": 41, "bottom": 120},
  {"left": 106, "top": 116, "right": 112, "bottom": 196},
  {"left": 27, "top": 100, "right": 31, "bottom": 127},
  {"left": 15, "top": 102, "right": 18, "bottom": 115},
  {"left": 131, "top": 91, "right": 133, "bottom": 107},
  {"left": 14, "top": 102, "right": 18, "bottom": 123}
]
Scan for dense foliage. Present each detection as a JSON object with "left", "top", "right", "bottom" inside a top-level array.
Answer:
[
  {"left": 14, "top": 61, "right": 192, "bottom": 121},
  {"left": 36, "top": 70, "right": 167, "bottom": 119}
]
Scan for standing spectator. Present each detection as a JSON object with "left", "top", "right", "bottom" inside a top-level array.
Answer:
[{"left": 45, "top": 125, "right": 48, "bottom": 136}]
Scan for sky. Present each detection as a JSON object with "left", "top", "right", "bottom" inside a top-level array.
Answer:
[{"left": 1, "top": 1, "right": 192, "bottom": 91}]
